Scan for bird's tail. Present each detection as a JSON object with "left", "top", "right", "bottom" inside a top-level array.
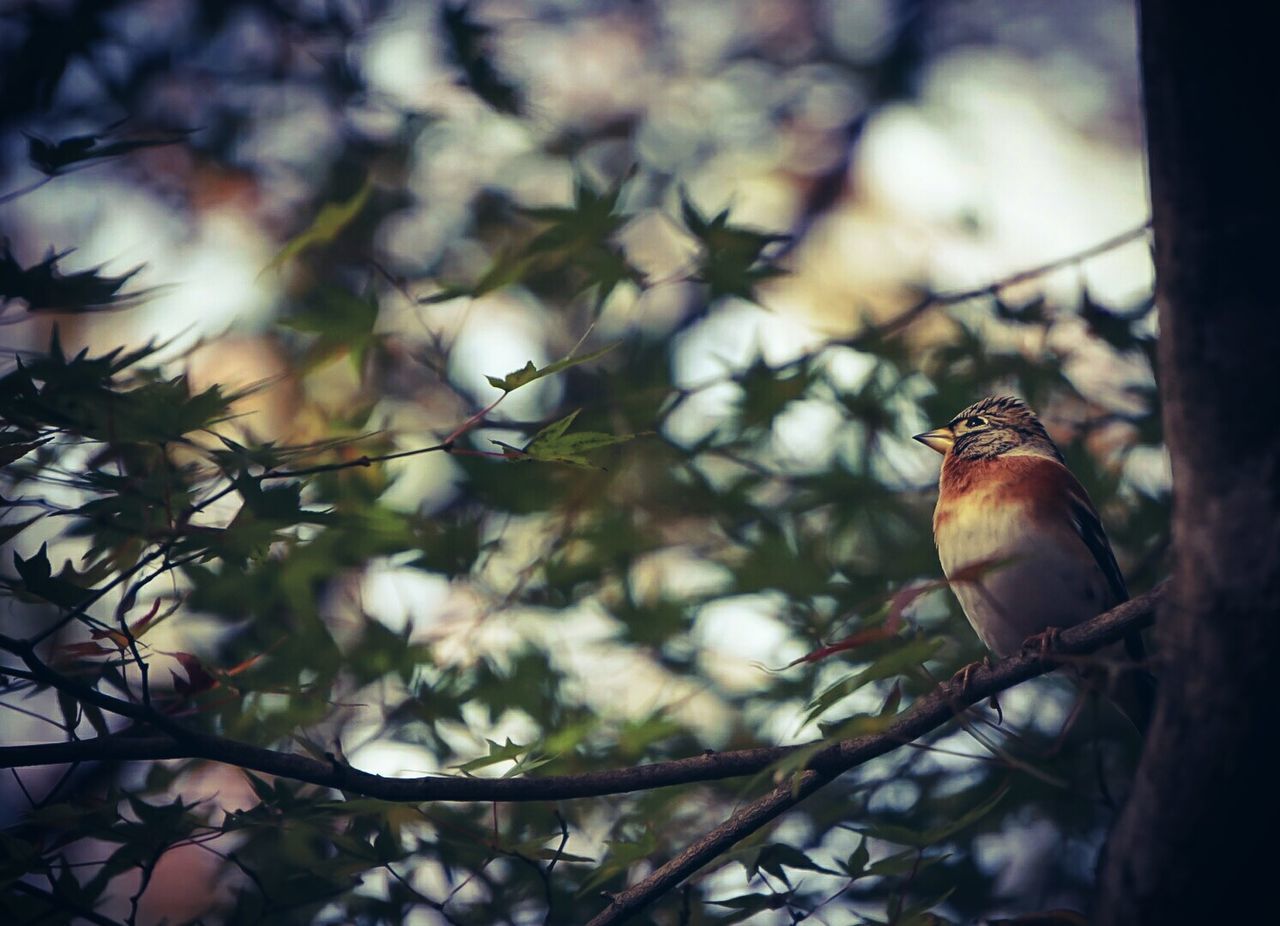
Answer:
[
  {"left": 1084, "top": 632, "right": 1156, "bottom": 734},
  {"left": 1108, "top": 665, "right": 1157, "bottom": 735}
]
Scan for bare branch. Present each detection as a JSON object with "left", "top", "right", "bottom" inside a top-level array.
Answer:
[{"left": 838, "top": 222, "right": 1152, "bottom": 346}]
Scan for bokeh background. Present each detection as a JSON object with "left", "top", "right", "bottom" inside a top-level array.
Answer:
[{"left": 1, "top": 1, "right": 1167, "bottom": 923}]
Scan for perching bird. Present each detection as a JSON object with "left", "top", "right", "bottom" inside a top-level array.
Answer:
[{"left": 914, "top": 396, "right": 1153, "bottom": 731}]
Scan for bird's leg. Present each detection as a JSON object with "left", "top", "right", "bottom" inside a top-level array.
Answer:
[
  {"left": 1022, "top": 626, "right": 1063, "bottom": 660},
  {"left": 947, "top": 657, "right": 1003, "bottom": 722}
]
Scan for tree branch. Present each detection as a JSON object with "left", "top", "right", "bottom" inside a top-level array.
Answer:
[
  {"left": 839, "top": 221, "right": 1152, "bottom": 346},
  {"left": 0, "top": 587, "right": 1161, "bottom": 812},
  {"left": 584, "top": 586, "right": 1164, "bottom": 926}
]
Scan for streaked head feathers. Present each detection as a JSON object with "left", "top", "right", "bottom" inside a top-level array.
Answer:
[{"left": 913, "top": 395, "right": 1063, "bottom": 462}]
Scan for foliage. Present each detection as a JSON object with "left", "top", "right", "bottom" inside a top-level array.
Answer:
[{"left": 0, "top": 2, "right": 1165, "bottom": 924}]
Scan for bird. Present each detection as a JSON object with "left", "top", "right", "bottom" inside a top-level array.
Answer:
[{"left": 913, "top": 395, "right": 1153, "bottom": 731}]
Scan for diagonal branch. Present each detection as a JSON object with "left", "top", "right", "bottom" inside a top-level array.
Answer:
[
  {"left": 0, "top": 587, "right": 1161, "bottom": 812},
  {"left": 838, "top": 221, "right": 1152, "bottom": 346},
  {"left": 583, "top": 586, "right": 1164, "bottom": 926}
]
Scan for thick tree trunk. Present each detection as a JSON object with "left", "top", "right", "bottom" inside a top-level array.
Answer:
[{"left": 1097, "top": 2, "right": 1280, "bottom": 922}]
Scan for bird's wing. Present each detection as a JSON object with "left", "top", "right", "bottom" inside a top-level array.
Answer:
[
  {"left": 1065, "top": 493, "right": 1129, "bottom": 604},
  {"left": 1037, "top": 458, "right": 1152, "bottom": 731},
  {"left": 1062, "top": 477, "right": 1147, "bottom": 664}
]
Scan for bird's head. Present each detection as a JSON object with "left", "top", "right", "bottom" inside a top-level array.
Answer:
[{"left": 913, "top": 396, "right": 1063, "bottom": 462}]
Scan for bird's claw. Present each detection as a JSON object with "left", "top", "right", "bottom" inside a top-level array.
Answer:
[
  {"left": 1022, "top": 627, "right": 1063, "bottom": 659},
  {"left": 949, "top": 656, "right": 991, "bottom": 696}
]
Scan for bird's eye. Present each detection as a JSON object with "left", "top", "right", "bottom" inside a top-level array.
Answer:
[{"left": 964, "top": 416, "right": 986, "bottom": 428}]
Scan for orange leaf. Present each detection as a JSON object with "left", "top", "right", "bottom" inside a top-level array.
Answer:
[
  {"left": 56, "top": 641, "right": 116, "bottom": 658},
  {"left": 169, "top": 651, "right": 218, "bottom": 696},
  {"left": 129, "top": 599, "right": 163, "bottom": 636},
  {"left": 784, "top": 581, "right": 945, "bottom": 667},
  {"left": 89, "top": 629, "right": 131, "bottom": 649}
]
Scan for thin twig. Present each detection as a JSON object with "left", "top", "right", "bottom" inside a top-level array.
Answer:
[{"left": 835, "top": 222, "right": 1153, "bottom": 348}]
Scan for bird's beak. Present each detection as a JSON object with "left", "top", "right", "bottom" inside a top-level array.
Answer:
[{"left": 913, "top": 426, "right": 954, "bottom": 454}]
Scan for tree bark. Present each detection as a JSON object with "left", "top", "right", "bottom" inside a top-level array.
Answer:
[{"left": 1097, "top": 2, "right": 1280, "bottom": 922}]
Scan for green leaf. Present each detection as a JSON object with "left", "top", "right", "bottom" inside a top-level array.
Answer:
[
  {"left": 736, "top": 359, "right": 815, "bottom": 431},
  {"left": 805, "top": 636, "right": 945, "bottom": 724},
  {"left": 843, "top": 837, "right": 870, "bottom": 880},
  {"left": 0, "top": 513, "right": 41, "bottom": 546},
  {"left": 578, "top": 833, "right": 658, "bottom": 894},
  {"left": 279, "top": 286, "right": 380, "bottom": 369},
  {"left": 855, "top": 785, "right": 1009, "bottom": 849},
  {"left": 12, "top": 542, "right": 96, "bottom": 608},
  {"left": 709, "top": 892, "right": 791, "bottom": 910},
  {"left": 243, "top": 773, "right": 279, "bottom": 809},
  {"left": 744, "top": 843, "right": 840, "bottom": 884},
  {"left": 493, "top": 409, "right": 643, "bottom": 467},
  {"left": 0, "top": 241, "right": 153, "bottom": 312},
  {"left": 894, "top": 886, "right": 958, "bottom": 924},
  {"left": 529, "top": 847, "right": 595, "bottom": 863},
  {"left": 521, "top": 174, "right": 628, "bottom": 255},
  {"left": 484, "top": 342, "right": 619, "bottom": 393},
  {"left": 265, "top": 180, "right": 372, "bottom": 273},
  {"left": 918, "top": 783, "right": 1010, "bottom": 844},
  {"left": 864, "top": 848, "right": 950, "bottom": 878},
  {"left": 0, "top": 437, "right": 52, "bottom": 466},
  {"left": 440, "top": 2, "right": 522, "bottom": 114},
  {"left": 25, "top": 126, "right": 190, "bottom": 175},
  {"left": 453, "top": 737, "right": 535, "bottom": 773},
  {"left": 678, "top": 189, "right": 789, "bottom": 301},
  {"left": 708, "top": 891, "right": 793, "bottom": 923},
  {"left": 485, "top": 360, "right": 538, "bottom": 392}
]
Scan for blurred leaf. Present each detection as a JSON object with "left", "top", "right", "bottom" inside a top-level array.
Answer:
[
  {"left": 441, "top": 2, "right": 522, "bottom": 114},
  {"left": 0, "top": 513, "right": 41, "bottom": 546},
  {"left": 454, "top": 737, "right": 548, "bottom": 774},
  {"left": 707, "top": 891, "right": 793, "bottom": 923},
  {"left": 805, "top": 636, "right": 945, "bottom": 724},
  {"left": 855, "top": 785, "right": 1010, "bottom": 849},
  {"left": 420, "top": 248, "right": 534, "bottom": 304},
  {"left": 523, "top": 173, "right": 629, "bottom": 252},
  {"left": 265, "top": 180, "right": 372, "bottom": 273},
  {"left": 992, "top": 294, "right": 1048, "bottom": 325},
  {"left": 170, "top": 651, "right": 219, "bottom": 696},
  {"left": 25, "top": 126, "right": 191, "bottom": 175},
  {"left": 1080, "top": 289, "right": 1155, "bottom": 352},
  {"left": 0, "top": 240, "right": 152, "bottom": 311},
  {"left": 986, "top": 911, "right": 1089, "bottom": 925},
  {"left": 0, "top": 436, "right": 52, "bottom": 465},
  {"left": 580, "top": 832, "right": 659, "bottom": 894},
  {"left": 743, "top": 843, "right": 840, "bottom": 884},
  {"left": 10, "top": 542, "right": 95, "bottom": 608},
  {"left": 281, "top": 285, "right": 381, "bottom": 370},
  {"left": 736, "top": 359, "right": 814, "bottom": 431},
  {"left": 843, "top": 837, "right": 870, "bottom": 880},
  {"left": 679, "top": 190, "right": 789, "bottom": 301}
]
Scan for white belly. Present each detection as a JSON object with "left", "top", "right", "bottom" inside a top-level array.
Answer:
[{"left": 936, "top": 503, "right": 1110, "bottom": 657}]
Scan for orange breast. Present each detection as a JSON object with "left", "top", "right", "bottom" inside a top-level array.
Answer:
[{"left": 935, "top": 453, "right": 1083, "bottom": 533}]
